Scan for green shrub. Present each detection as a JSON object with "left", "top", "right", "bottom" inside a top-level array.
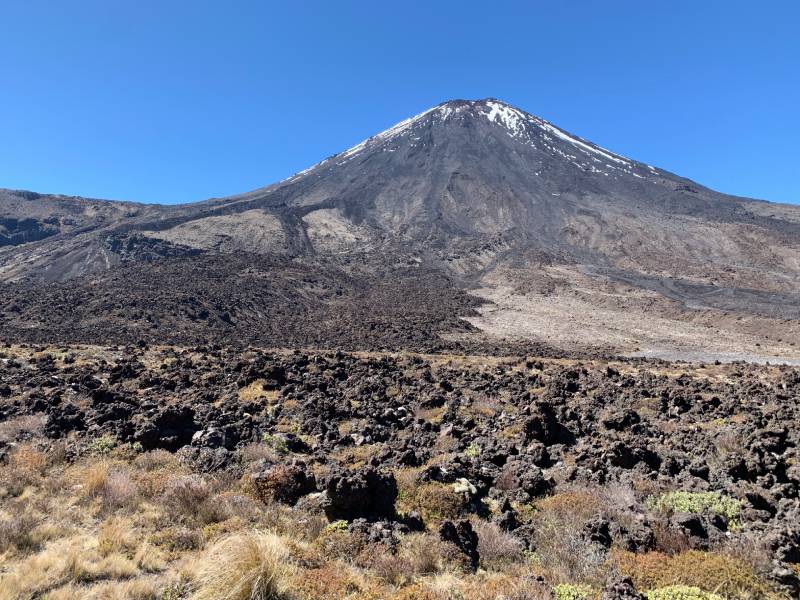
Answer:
[
  {"left": 554, "top": 583, "right": 592, "bottom": 600},
  {"left": 325, "top": 519, "right": 349, "bottom": 532},
  {"left": 646, "top": 491, "right": 741, "bottom": 528},
  {"left": 261, "top": 433, "right": 289, "bottom": 454},
  {"left": 402, "top": 482, "right": 466, "bottom": 523},
  {"left": 88, "top": 434, "right": 118, "bottom": 455},
  {"left": 646, "top": 585, "right": 723, "bottom": 600}
]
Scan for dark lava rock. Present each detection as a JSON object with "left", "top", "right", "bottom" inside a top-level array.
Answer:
[
  {"left": 135, "top": 405, "right": 198, "bottom": 451},
  {"left": 348, "top": 519, "right": 408, "bottom": 550},
  {"left": 770, "top": 566, "right": 800, "bottom": 597},
  {"left": 601, "top": 576, "right": 645, "bottom": 600},
  {"left": 251, "top": 462, "right": 316, "bottom": 505},
  {"left": 176, "top": 446, "right": 236, "bottom": 473},
  {"left": 584, "top": 516, "right": 612, "bottom": 548},
  {"left": 668, "top": 512, "right": 726, "bottom": 549},
  {"left": 672, "top": 512, "right": 708, "bottom": 539},
  {"left": 525, "top": 441, "right": 550, "bottom": 467},
  {"left": 44, "top": 403, "right": 85, "bottom": 438},
  {"left": 618, "top": 519, "right": 656, "bottom": 553},
  {"left": 510, "top": 522, "right": 537, "bottom": 551},
  {"left": 439, "top": 519, "right": 479, "bottom": 572},
  {"left": 495, "top": 456, "right": 554, "bottom": 502},
  {"left": 322, "top": 466, "right": 398, "bottom": 521},
  {"left": 601, "top": 409, "right": 641, "bottom": 431},
  {"left": 605, "top": 440, "right": 660, "bottom": 471},
  {"left": 767, "top": 527, "right": 800, "bottom": 564},
  {"left": 494, "top": 508, "right": 519, "bottom": 532},
  {"left": 524, "top": 402, "right": 571, "bottom": 446},
  {"left": 3, "top": 344, "right": 800, "bottom": 571},
  {"left": 191, "top": 426, "right": 237, "bottom": 451}
]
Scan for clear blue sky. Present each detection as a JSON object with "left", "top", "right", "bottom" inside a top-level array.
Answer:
[{"left": 1, "top": 1, "right": 798, "bottom": 205}]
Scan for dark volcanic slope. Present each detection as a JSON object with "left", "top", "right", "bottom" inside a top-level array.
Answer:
[
  {"left": 2, "top": 99, "right": 799, "bottom": 354},
  {"left": 0, "top": 253, "right": 561, "bottom": 355},
  {"left": 0, "top": 254, "right": 466, "bottom": 349}
]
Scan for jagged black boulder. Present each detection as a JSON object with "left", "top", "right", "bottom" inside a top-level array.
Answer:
[
  {"left": 322, "top": 466, "right": 397, "bottom": 521},
  {"left": 439, "top": 519, "right": 479, "bottom": 572},
  {"left": 601, "top": 577, "right": 645, "bottom": 600}
]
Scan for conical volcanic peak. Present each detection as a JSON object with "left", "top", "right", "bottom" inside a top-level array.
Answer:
[
  {"left": 2, "top": 97, "right": 800, "bottom": 361},
  {"left": 282, "top": 98, "right": 659, "bottom": 188}
]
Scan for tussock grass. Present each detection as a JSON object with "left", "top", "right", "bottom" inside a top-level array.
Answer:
[
  {"left": 473, "top": 520, "right": 525, "bottom": 570},
  {"left": 0, "top": 508, "right": 40, "bottom": 554},
  {"left": 79, "top": 461, "right": 140, "bottom": 512},
  {"left": 162, "top": 474, "right": 229, "bottom": 524},
  {"left": 194, "top": 531, "right": 294, "bottom": 600},
  {"left": 396, "top": 480, "right": 466, "bottom": 523},
  {"left": 615, "top": 549, "right": 777, "bottom": 599},
  {"left": 1, "top": 443, "right": 48, "bottom": 495}
]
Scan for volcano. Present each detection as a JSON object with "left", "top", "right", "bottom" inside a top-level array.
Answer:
[{"left": 2, "top": 99, "right": 800, "bottom": 360}]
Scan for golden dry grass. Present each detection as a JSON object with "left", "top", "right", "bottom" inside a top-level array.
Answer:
[
  {"left": 0, "top": 536, "right": 140, "bottom": 600},
  {"left": 194, "top": 531, "right": 294, "bottom": 600},
  {"left": 238, "top": 380, "right": 281, "bottom": 404},
  {"left": 286, "top": 563, "right": 384, "bottom": 600},
  {"left": 614, "top": 549, "right": 780, "bottom": 599}
]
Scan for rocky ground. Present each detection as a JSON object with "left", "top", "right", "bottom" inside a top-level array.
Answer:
[
  {"left": 464, "top": 265, "right": 800, "bottom": 365},
  {"left": 0, "top": 254, "right": 504, "bottom": 353},
  {"left": 0, "top": 343, "right": 798, "bottom": 599},
  {"left": 4, "top": 250, "right": 799, "bottom": 364}
]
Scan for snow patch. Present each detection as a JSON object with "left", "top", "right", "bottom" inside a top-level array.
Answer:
[
  {"left": 483, "top": 101, "right": 527, "bottom": 136},
  {"left": 536, "top": 122, "right": 629, "bottom": 165},
  {"left": 481, "top": 100, "right": 631, "bottom": 168},
  {"left": 281, "top": 105, "right": 442, "bottom": 181},
  {"left": 338, "top": 105, "right": 441, "bottom": 160}
]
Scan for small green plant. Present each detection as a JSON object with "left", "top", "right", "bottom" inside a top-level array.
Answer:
[
  {"left": 261, "top": 433, "right": 289, "bottom": 454},
  {"left": 646, "top": 585, "right": 723, "bottom": 600},
  {"left": 524, "top": 549, "right": 542, "bottom": 565},
  {"left": 161, "top": 579, "right": 192, "bottom": 600},
  {"left": 464, "top": 443, "right": 480, "bottom": 457},
  {"left": 325, "top": 519, "right": 349, "bottom": 532},
  {"left": 554, "top": 583, "right": 592, "bottom": 600},
  {"left": 88, "top": 434, "right": 118, "bottom": 455},
  {"left": 646, "top": 491, "right": 741, "bottom": 528}
]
